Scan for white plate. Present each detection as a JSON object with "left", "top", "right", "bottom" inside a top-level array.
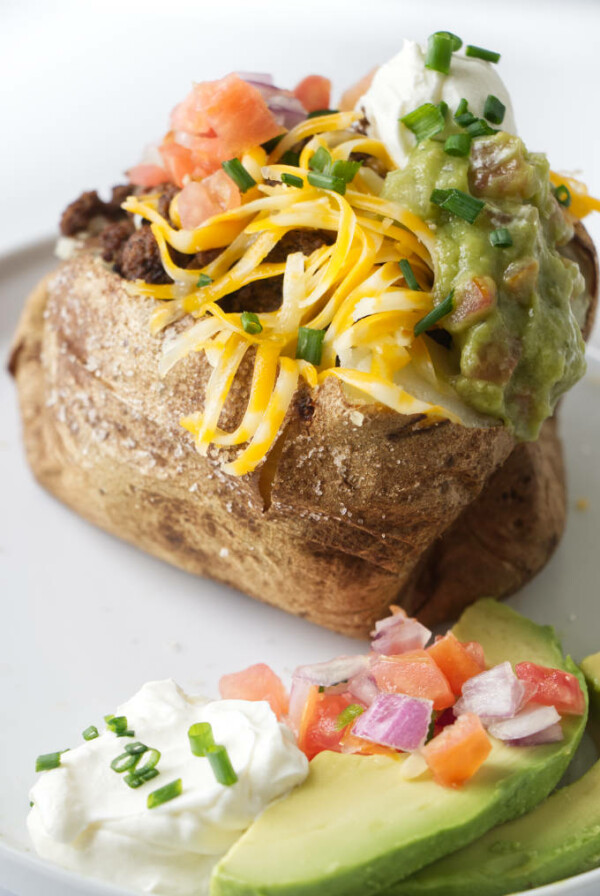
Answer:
[{"left": 2, "top": 237, "right": 600, "bottom": 896}]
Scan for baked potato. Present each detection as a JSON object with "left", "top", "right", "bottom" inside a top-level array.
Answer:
[{"left": 9, "top": 72, "right": 599, "bottom": 636}]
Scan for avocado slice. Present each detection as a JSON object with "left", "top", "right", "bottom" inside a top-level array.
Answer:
[
  {"left": 210, "top": 600, "right": 587, "bottom": 896},
  {"left": 384, "top": 653, "right": 600, "bottom": 896}
]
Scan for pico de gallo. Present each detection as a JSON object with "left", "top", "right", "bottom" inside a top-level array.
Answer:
[{"left": 219, "top": 606, "right": 586, "bottom": 788}]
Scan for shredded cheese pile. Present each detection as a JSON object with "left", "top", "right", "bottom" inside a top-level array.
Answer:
[{"left": 123, "top": 111, "right": 459, "bottom": 476}]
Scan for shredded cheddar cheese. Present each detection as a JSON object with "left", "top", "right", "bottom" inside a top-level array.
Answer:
[{"left": 123, "top": 111, "right": 461, "bottom": 476}]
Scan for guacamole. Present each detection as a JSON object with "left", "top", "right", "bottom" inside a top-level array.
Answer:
[{"left": 383, "top": 132, "right": 588, "bottom": 440}]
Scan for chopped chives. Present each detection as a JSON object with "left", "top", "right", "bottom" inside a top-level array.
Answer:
[
  {"left": 400, "top": 102, "right": 446, "bottom": 143},
  {"left": 262, "top": 134, "right": 284, "bottom": 154},
  {"left": 318, "top": 685, "right": 326, "bottom": 693},
  {"left": 125, "top": 742, "right": 148, "bottom": 756},
  {"left": 188, "top": 722, "right": 216, "bottom": 757},
  {"left": 241, "top": 311, "right": 263, "bottom": 334},
  {"left": 444, "top": 134, "right": 472, "bottom": 157},
  {"left": 207, "top": 745, "right": 238, "bottom": 786},
  {"left": 296, "top": 327, "right": 326, "bottom": 365},
  {"left": 281, "top": 172, "right": 304, "bottom": 189},
  {"left": 125, "top": 767, "right": 159, "bottom": 789},
  {"left": 111, "top": 751, "right": 139, "bottom": 773},
  {"left": 35, "top": 752, "right": 63, "bottom": 772},
  {"left": 306, "top": 108, "right": 339, "bottom": 119},
  {"left": 135, "top": 748, "right": 161, "bottom": 775},
  {"left": 465, "top": 45, "right": 501, "bottom": 63},
  {"left": 455, "top": 110, "right": 478, "bottom": 128},
  {"left": 434, "top": 31, "right": 463, "bottom": 51},
  {"left": 147, "top": 778, "right": 182, "bottom": 809},
  {"left": 330, "top": 158, "right": 363, "bottom": 183},
  {"left": 490, "top": 227, "right": 513, "bottom": 248},
  {"left": 438, "top": 100, "right": 448, "bottom": 119},
  {"left": 465, "top": 118, "right": 497, "bottom": 138},
  {"left": 196, "top": 273, "right": 213, "bottom": 288},
  {"left": 105, "top": 715, "right": 129, "bottom": 736},
  {"left": 483, "top": 94, "right": 506, "bottom": 125},
  {"left": 308, "top": 146, "right": 332, "bottom": 173},
  {"left": 306, "top": 171, "right": 347, "bottom": 195},
  {"left": 399, "top": 259, "right": 421, "bottom": 291},
  {"left": 221, "top": 158, "right": 257, "bottom": 193},
  {"left": 414, "top": 291, "right": 455, "bottom": 337},
  {"left": 454, "top": 98, "right": 469, "bottom": 119},
  {"left": 425, "top": 32, "right": 454, "bottom": 75},
  {"left": 82, "top": 726, "right": 99, "bottom": 741},
  {"left": 553, "top": 184, "right": 572, "bottom": 208},
  {"left": 335, "top": 704, "right": 365, "bottom": 731},
  {"left": 431, "top": 188, "right": 485, "bottom": 223},
  {"left": 280, "top": 149, "right": 301, "bottom": 167}
]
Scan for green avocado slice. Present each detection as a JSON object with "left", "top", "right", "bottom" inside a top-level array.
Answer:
[
  {"left": 210, "top": 600, "right": 587, "bottom": 896},
  {"left": 386, "top": 651, "right": 600, "bottom": 896},
  {"left": 582, "top": 652, "right": 600, "bottom": 750}
]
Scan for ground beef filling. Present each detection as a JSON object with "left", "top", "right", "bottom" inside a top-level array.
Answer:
[{"left": 60, "top": 185, "right": 335, "bottom": 311}]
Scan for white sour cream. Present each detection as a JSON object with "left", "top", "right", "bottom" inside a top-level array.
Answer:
[
  {"left": 28, "top": 680, "right": 308, "bottom": 896},
  {"left": 360, "top": 39, "right": 517, "bottom": 169}
]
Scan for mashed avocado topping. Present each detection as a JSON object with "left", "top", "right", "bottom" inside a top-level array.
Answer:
[{"left": 383, "top": 132, "right": 588, "bottom": 439}]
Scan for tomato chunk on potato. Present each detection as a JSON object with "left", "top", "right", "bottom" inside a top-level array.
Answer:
[
  {"left": 427, "top": 633, "right": 486, "bottom": 696},
  {"left": 371, "top": 650, "right": 455, "bottom": 711},
  {"left": 423, "top": 712, "right": 492, "bottom": 787},
  {"left": 219, "top": 662, "right": 289, "bottom": 720},
  {"left": 515, "top": 662, "right": 586, "bottom": 715}
]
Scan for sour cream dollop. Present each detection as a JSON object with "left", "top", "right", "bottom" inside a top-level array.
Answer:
[
  {"left": 360, "top": 39, "right": 517, "bottom": 169},
  {"left": 28, "top": 680, "right": 308, "bottom": 896}
]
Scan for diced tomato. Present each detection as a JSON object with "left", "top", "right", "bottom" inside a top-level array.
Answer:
[
  {"left": 177, "top": 170, "right": 241, "bottom": 230},
  {"left": 422, "top": 712, "right": 492, "bottom": 787},
  {"left": 293, "top": 75, "right": 332, "bottom": 113},
  {"left": 297, "top": 687, "right": 353, "bottom": 760},
  {"left": 515, "top": 663, "right": 586, "bottom": 716},
  {"left": 462, "top": 640, "right": 487, "bottom": 669},
  {"left": 427, "top": 633, "right": 485, "bottom": 696},
  {"left": 339, "top": 727, "right": 400, "bottom": 759},
  {"left": 218, "top": 663, "right": 289, "bottom": 720},
  {"left": 159, "top": 138, "right": 196, "bottom": 187},
  {"left": 339, "top": 67, "right": 378, "bottom": 111},
  {"left": 371, "top": 650, "right": 455, "bottom": 711},
  {"left": 127, "top": 163, "right": 169, "bottom": 189}
]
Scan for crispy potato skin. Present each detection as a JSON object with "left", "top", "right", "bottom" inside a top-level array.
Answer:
[{"left": 8, "top": 223, "right": 597, "bottom": 635}]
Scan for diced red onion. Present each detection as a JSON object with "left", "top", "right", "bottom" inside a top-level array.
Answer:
[
  {"left": 237, "top": 73, "right": 307, "bottom": 129},
  {"left": 454, "top": 661, "right": 525, "bottom": 721},
  {"left": 347, "top": 672, "right": 379, "bottom": 706},
  {"left": 293, "top": 655, "right": 369, "bottom": 688},
  {"left": 371, "top": 616, "right": 431, "bottom": 656},
  {"left": 353, "top": 693, "right": 433, "bottom": 752},
  {"left": 508, "top": 722, "right": 564, "bottom": 747},
  {"left": 236, "top": 72, "right": 275, "bottom": 86},
  {"left": 487, "top": 704, "right": 561, "bottom": 742}
]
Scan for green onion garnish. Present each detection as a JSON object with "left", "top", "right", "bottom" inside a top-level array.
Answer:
[
  {"left": 280, "top": 149, "right": 301, "bottom": 167},
  {"left": 454, "top": 98, "right": 469, "bottom": 118},
  {"left": 307, "top": 171, "right": 347, "bottom": 195},
  {"left": 335, "top": 704, "right": 365, "bottom": 731},
  {"left": 434, "top": 31, "right": 463, "bottom": 51},
  {"left": 399, "top": 259, "right": 421, "bottom": 291},
  {"left": 330, "top": 158, "right": 363, "bottom": 184},
  {"left": 262, "top": 134, "right": 285, "bottom": 154},
  {"left": 125, "top": 767, "right": 159, "bottom": 789},
  {"left": 207, "top": 745, "right": 238, "bottom": 786},
  {"left": 125, "top": 742, "right": 148, "bottom": 756},
  {"left": 483, "top": 94, "right": 506, "bottom": 125},
  {"left": 430, "top": 188, "right": 485, "bottom": 224},
  {"left": 281, "top": 173, "right": 304, "bottom": 189},
  {"left": 553, "top": 184, "right": 572, "bottom": 208},
  {"left": 308, "top": 146, "right": 332, "bottom": 173},
  {"left": 444, "top": 134, "right": 472, "bottom": 157},
  {"left": 147, "top": 778, "right": 182, "bottom": 809},
  {"left": 465, "top": 45, "right": 501, "bottom": 63},
  {"left": 111, "top": 751, "right": 139, "bottom": 773},
  {"left": 425, "top": 32, "right": 454, "bottom": 75},
  {"left": 296, "top": 327, "right": 326, "bottom": 365},
  {"left": 197, "top": 273, "right": 213, "bottom": 288},
  {"left": 105, "top": 715, "right": 129, "bottom": 737},
  {"left": 188, "top": 722, "right": 216, "bottom": 757},
  {"left": 456, "top": 110, "right": 478, "bottom": 128},
  {"left": 465, "top": 118, "right": 497, "bottom": 138},
  {"left": 221, "top": 158, "right": 256, "bottom": 193},
  {"left": 306, "top": 108, "right": 339, "bottom": 119},
  {"left": 414, "top": 291, "right": 455, "bottom": 337},
  {"left": 400, "top": 102, "right": 446, "bottom": 143},
  {"left": 318, "top": 685, "right": 326, "bottom": 693},
  {"left": 241, "top": 311, "right": 263, "bottom": 334},
  {"left": 35, "top": 752, "right": 63, "bottom": 772},
  {"left": 82, "top": 726, "right": 99, "bottom": 741},
  {"left": 135, "top": 748, "right": 161, "bottom": 774},
  {"left": 490, "top": 227, "right": 513, "bottom": 248}
]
